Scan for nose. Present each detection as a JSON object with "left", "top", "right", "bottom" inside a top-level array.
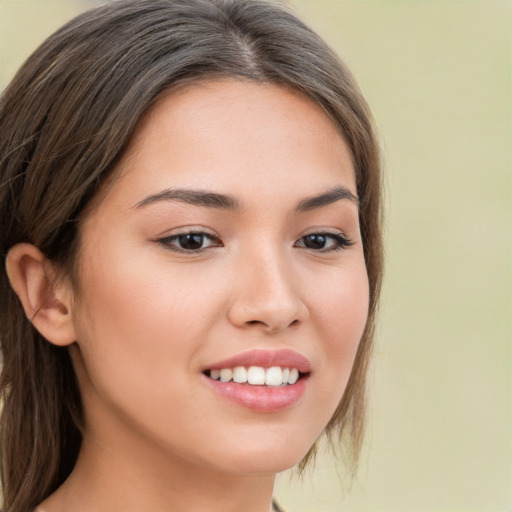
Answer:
[{"left": 227, "top": 248, "right": 309, "bottom": 334}]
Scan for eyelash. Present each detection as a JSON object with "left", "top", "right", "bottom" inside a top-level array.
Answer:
[
  {"left": 294, "top": 232, "right": 354, "bottom": 252},
  {"left": 157, "top": 231, "right": 223, "bottom": 253},
  {"left": 157, "top": 230, "right": 353, "bottom": 254}
]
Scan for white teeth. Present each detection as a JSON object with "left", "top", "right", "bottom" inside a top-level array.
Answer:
[
  {"left": 233, "top": 366, "right": 248, "bottom": 383},
  {"left": 247, "top": 366, "right": 266, "bottom": 385},
  {"left": 209, "top": 366, "right": 302, "bottom": 386},
  {"left": 219, "top": 368, "right": 233, "bottom": 382},
  {"left": 265, "top": 366, "right": 282, "bottom": 386},
  {"left": 288, "top": 368, "right": 299, "bottom": 385}
]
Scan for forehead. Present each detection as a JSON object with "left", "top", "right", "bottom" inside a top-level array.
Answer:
[{"left": 100, "top": 79, "right": 356, "bottom": 210}]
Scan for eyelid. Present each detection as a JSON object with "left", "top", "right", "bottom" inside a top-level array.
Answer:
[
  {"left": 155, "top": 228, "right": 223, "bottom": 253},
  {"left": 153, "top": 226, "right": 353, "bottom": 254},
  {"left": 294, "top": 230, "right": 354, "bottom": 252}
]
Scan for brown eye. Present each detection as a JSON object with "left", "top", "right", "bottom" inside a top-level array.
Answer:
[
  {"left": 302, "top": 234, "right": 328, "bottom": 249},
  {"left": 158, "top": 231, "right": 222, "bottom": 253},
  {"left": 177, "top": 233, "right": 206, "bottom": 250},
  {"left": 295, "top": 232, "right": 353, "bottom": 252}
]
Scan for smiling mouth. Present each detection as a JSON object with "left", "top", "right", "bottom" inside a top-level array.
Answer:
[{"left": 204, "top": 366, "right": 308, "bottom": 387}]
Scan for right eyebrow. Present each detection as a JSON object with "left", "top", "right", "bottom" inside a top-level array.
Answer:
[{"left": 133, "top": 188, "right": 244, "bottom": 210}]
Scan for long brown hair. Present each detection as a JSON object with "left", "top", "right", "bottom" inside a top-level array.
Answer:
[{"left": 0, "top": 1, "right": 382, "bottom": 510}]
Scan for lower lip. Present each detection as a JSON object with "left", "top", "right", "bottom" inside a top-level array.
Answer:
[{"left": 203, "top": 375, "right": 308, "bottom": 413}]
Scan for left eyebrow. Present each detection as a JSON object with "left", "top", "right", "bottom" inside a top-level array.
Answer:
[{"left": 295, "top": 186, "right": 359, "bottom": 212}]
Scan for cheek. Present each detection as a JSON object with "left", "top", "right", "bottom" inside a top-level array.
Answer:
[
  {"left": 72, "top": 244, "right": 230, "bottom": 401},
  {"left": 77, "top": 240, "right": 220, "bottom": 336},
  {"left": 309, "top": 259, "right": 369, "bottom": 402},
  {"left": 71, "top": 257, "right": 218, "bottom": 444},
  {"left": 311, "top": 255, "right": 369, "bottom": 342}
]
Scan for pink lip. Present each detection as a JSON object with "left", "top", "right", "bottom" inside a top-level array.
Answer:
[
  {"left": 202, "top": 349, "right": 311, "bottom": 413},
  {"left": 203, "top": 375, "right": 308, "bottom": 413},
  {"left": 205, "top": 349, "right": 311, "bottom": 373}
]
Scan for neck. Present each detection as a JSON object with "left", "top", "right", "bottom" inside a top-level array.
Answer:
[{"left": 37, "top": 426, "right": 276, "bottom": 512}]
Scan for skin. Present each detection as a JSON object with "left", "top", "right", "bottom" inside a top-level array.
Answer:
[{"left": 10, "top": 80, "right": 369, "bottom": 512}]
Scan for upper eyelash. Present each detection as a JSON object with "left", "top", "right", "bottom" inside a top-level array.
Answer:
[
  {"left": 156, "top": 230, "right": 353, "bottom": 253},
  {"left": 296, "top": 232, "right": 354, "bottom": 252},
  {"left": 156, "top": 231, "right": 222, "bottom": 252}
]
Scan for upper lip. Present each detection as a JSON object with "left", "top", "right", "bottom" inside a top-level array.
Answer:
[{"left": 205, "top": 349, "right": 311, "bottom": 373}]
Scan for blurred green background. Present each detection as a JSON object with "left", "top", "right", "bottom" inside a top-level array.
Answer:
[{"left": 1, "top": 0, "right": 510, "bottom": 510}]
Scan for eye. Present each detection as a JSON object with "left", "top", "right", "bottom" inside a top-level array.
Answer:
[
  {"left": 157, "top": 231, "right": 222, "bottom": 253},
  {"left": 295, "top": 232, "right": 353, "bottom": 252}
]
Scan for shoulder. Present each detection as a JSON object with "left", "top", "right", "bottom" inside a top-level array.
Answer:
[{"left": 272, "top": 498, "right": 288, "bottom": 512}]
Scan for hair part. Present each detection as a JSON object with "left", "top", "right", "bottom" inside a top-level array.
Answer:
[{"left": 0, "top": 1, "right": 382, "bottom": 510}]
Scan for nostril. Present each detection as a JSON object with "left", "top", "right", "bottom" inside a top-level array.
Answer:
[{"left": 245, "top": 318, "right": 300, "bottom": 330}]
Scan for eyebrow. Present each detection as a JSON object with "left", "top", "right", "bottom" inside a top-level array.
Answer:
[
  {"left": 134, "top": 189, "right": 243, "bottom": 210},
  {"left": 295, "top": 187, "right": 359, "bottom": 212},
  {"left": 134, "top": 186, "right": 358, "bottom": 211}
]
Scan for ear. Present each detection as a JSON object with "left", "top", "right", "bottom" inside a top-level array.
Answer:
[{"left": 5, "top": 243, "right": 77, "bottom": 346}]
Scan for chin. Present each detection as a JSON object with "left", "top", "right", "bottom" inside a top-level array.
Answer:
[{"left": 203, "top": 429, "right": 318, "bottom": 475}]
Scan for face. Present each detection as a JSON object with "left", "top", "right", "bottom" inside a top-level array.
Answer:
[{"left": 69, "top": 80, "right": 369, "bottom": 475}]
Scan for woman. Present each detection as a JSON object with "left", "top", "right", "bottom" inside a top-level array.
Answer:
[{"left": 0, "top": 1, "right": 382, "bottom": 511}]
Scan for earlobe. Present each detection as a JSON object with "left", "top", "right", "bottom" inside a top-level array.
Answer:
[{"left": 5, "top": 243, "right": 77, "bottom": 346}]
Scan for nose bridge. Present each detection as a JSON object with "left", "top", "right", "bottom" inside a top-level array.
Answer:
[{"left": 227, "top": 242, "right": 308, "bottom": 332}]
